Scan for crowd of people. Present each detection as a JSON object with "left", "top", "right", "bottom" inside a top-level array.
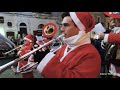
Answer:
[{"left": 6, "top": 12, "right": 120, "bottom": 78}]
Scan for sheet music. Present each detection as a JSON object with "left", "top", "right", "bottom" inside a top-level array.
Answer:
[{"left": 92, "top": 23, "right": 106, "bottom": 34}]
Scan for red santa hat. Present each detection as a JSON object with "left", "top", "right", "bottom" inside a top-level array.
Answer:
[
  {"left": 69, "top": 12, "right": 95, "bottom": 33},
  {"left": 23, "top": 34, "right": 33, "bottom": 42},
  {"left": 104, "top": 12, "right": 120, "bottom": 19}
]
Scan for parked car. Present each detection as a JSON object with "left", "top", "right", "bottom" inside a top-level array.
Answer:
[{"left": 0, "top": 33, "right": 15, "bottom": 58}]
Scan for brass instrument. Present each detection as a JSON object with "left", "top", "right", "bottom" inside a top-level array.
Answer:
[
  {"left": 19, "top": 62, "right": 38, "bottom": 72},
  {"left": 42, "top": 23, "right": 57, "bottom": 38},
  {"left": 3, "top": 45, "right": 22, "bottom": 55},
  {"left": 0, "top": 22, "right": 64, "bottom": 74}
]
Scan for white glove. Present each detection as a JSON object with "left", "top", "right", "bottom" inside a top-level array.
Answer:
[{"left": 28, "top": 54, "right": 34, "bottom": 62}]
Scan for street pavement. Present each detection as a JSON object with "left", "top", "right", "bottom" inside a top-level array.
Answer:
[{"left": 0, "top": 57, "right": 42, "bottom": 78}]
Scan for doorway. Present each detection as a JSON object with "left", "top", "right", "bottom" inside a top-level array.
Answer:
[{"left": 19, "top": 22, "right": 27, "bottom": 38}]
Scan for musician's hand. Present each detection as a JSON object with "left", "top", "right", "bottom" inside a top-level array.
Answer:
[
  {"left": 98, "top": 32, "right": 105, "bottom": 40},
  {"left": 28, "top": 54, "right": 34, "bottom": 62},
  {"left": 19, "top": 45, "right": 23, "bottom": 48},
  {"left": 11, "top": 66, "right": 20, "bottom": 75}
]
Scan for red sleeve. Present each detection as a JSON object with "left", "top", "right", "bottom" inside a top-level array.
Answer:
[
  {"left": 19, "top": 46, "right": 31, "bottom": 56},
  {"left": 108, "top": 33, "right": 120, "bottom": 44}
]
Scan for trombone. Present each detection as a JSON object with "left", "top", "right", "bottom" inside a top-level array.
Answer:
[
  {"left": 3, "top": 45, "right": 22, "bottom": 55},
  {"left": 0, "top": 23, "right": 64, "bottom": 74}
]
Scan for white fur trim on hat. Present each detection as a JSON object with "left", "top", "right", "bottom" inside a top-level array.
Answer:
[
  {"left": 69, "top": 12, "right": 86, "bottom": 31},
  {"left": 24, "top": 37, "right": 32, "bottom": 42}
]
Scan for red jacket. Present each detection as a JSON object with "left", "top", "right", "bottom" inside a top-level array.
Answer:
[
  {"left": 39, "top": 44, "right": 101, "bottom": 78},
  {"left": 18, "top": 42, "right": 32, "bottom": 69}
]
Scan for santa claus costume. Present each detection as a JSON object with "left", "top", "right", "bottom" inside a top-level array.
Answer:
[
  {"left": 17, "top": 34, "right": 34, "bottom": 78},
  {"left": 103, "top": 27, "right": 120, "bottom": 78},
  {"left": 37, "top": 12, "right": 101, "bottom": 78},
  {"left": 103, "top": 12, "right": 120, "bottom": 78}
]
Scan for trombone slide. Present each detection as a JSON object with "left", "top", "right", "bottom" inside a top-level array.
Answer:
[{"left": 3, "top": 45, "right": 22, "bottom": 55}]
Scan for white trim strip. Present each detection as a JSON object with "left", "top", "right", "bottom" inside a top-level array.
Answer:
[
  {"left": 69, "top": 12, "right": 86, "bottom": 31},
  {"left": 24, "top": 37, "right": 32, "bottom": 42},
  {"left": 37, "top": 52, "right": 55, "bottom": 73}
]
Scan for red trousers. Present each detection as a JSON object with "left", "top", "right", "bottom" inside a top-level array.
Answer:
[{"left": 22, "top": 72, "right": 34, "bottom": 78}]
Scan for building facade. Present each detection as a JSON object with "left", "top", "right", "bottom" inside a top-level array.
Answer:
[
  {"left": 0, "top": 12, "right": 110, "bottom": 40},
  {"left": 0, "top": 12, "right": 62, "bottom": 40}
]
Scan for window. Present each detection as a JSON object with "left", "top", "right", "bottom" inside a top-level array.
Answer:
[
  {"left": 19, "top": 22, "right": 27, "bottom": 38},
  {"left": 6, "top": 32, "right": 15, "bottom": 39},
  {"left": 0, "top": 16, "right": 4, "bottom": 23},
  {"left": 20, "top": 23, "right": 26, "bottom": 26},
  {"left": 38, "top": 24, "right": 44, "bottom": 29},
  {"left": 7, "top": 22, "right": 12, "bottom": 27}
]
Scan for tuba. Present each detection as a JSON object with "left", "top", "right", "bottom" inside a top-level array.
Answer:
[
  {"left": 42, "top": 22, "right": 57, "bottom": 38},
  {"left": 0, "top": 22, "right": 64, "bottom": 74}
]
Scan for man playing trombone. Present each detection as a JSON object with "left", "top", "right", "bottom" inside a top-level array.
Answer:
[
  {"left": 15, "top": 34, "right": 35, "bottom": 78},
  {"left": 0, "top": 12, "right": 101, "bottom": 78},
  {"left": 37, "top": 12, "right": 101, "bottom": 78}
]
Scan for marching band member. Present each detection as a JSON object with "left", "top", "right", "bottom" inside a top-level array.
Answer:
[
  {"left": 98, "top": 12, "right": 120, "bottom": 78},
  {"left": 16, "top": 34, "right": 34, "bottom": 78}
]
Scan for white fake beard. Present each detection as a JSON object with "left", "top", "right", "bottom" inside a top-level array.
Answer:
[{"left": 62, "top": 30, "right": 86, "bottom": 47}]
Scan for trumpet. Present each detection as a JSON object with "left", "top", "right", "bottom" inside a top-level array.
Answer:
[{"left": 0, "top": 34, "right": 65, "bottom": 74}]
